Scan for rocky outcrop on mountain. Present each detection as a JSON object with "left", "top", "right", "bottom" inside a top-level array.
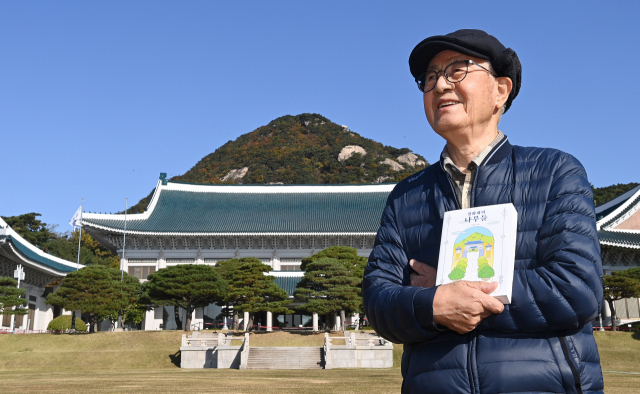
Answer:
[
  {"left": 397, "top": 152, "right": 426, "bottom": 167},
  {"left": 221, "top": 167, "right": 249, "bottom": 182},
  {"left": 338, "top": 145, "right": 367, "bottom": 162},
  {"left": 380, "top": 158, "right": 404, "bottom": 171}
]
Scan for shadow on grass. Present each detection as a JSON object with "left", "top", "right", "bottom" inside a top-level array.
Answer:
[
  {"left": 169, "top": 350, "right": 181, "bottom": 367},
  {"left": 632, "top": 331, "right": 640, "bottom": 341}
]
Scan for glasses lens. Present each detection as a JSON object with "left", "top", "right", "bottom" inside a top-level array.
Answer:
[
  {"left": 417, "top": 71, "right": 437, "bottom": 92},
  {"left": 445, "top": 61, "right": 468, "bottom": 83}
]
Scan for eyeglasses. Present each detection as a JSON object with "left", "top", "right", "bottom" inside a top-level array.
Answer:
[{"left": 416, "top": 60, "right": 497, "bottom": 93}]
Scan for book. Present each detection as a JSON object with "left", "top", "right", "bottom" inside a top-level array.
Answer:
[{"left": 435, "top": 203, "right": 518, "bottom": 304}]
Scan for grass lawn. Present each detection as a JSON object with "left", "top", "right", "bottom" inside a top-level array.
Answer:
[{"left": 0, "top": 330, "right": 637, "bottom": 393}]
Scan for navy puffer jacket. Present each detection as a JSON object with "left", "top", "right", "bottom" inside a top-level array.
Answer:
[{"left": 363, "top": 138, "right": 604, "bottom": 394}]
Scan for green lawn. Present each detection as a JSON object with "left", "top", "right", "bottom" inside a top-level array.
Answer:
[{"left": 0, "top": 330, "right": 637, "bottom": 393}]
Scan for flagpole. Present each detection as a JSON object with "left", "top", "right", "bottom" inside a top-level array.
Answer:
[
  {"left": 121, "top": 198, "right": 128, "bottom": 284},
  {"left": 76, "top": 198, "right": 84, "bottom": 271}
]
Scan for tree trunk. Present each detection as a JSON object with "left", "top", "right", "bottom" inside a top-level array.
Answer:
[
  {"left": 184, "top": 306, "right": 193, "bottom": 332},
  {"left": 233, "top": 309, "right": 239, "bottom": 331},
  {"left": 340, "top": 310, "right": 346, "bottom": 331},
  {"left": 174, "top": 307, "right": 182, "bottom": 330},
  {"left": 325, "top": 314, "right": 331, "bottom": 331},
  {"left": 247, "top": 312, "right": 254, "bottom": 331},
  {"left": 71, "top": 311, "right": 76, "bottom": 331},
  {"left": 89, "top": 313, "right": 97, "bottom": 333},
  {"left": 120, "top": 308, "right": 127, "bottom": 331},
  {"left": 359, "top": 314, "right": 364, "bottom": 330},
  {"left": 608, "top": 299, "right": 617, "bottom": 331}
]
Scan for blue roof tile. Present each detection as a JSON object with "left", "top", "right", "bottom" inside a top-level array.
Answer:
[
  {"left": 83, "top": 187, "right": 390, "bottom": 234},
  {"left": 273, "top": 276, "right": 302, "bottom": 296}
]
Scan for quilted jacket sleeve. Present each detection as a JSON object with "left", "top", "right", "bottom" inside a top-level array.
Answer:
[
  {"left": 362, "top": 192, "right": 444, "bottom": 344},
  {"left": 479, "top": 153, "right": 603, "bottom": 333}
]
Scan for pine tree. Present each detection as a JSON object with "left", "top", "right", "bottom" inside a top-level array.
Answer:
[
  {"left": 46, "top": 265, "right": 141, "bottom": 332},
  {"left": 301, "top": 246, "right": 369, "bottom": 329},
  {"left": 295, "top": 257, "right": 361, "bottom": 330},
  {"left": 142, "top": 264, "right": 225, "bottom": 331},
  {"left": 0, "top": 277, "right": 27, "bottom": 321},
  {"left": 214, "top": 258, "right": 251, "bottom": 330},
  {"left": 224, "top": 259, "right": 292, "bottom": 331},
  {"left": 603, "top": 273, "right": 640, "bottom": 331}
]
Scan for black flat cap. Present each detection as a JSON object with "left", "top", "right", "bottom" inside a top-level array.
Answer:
[{"left": 409, "top": 29, "right": 521, "bottom": 113}]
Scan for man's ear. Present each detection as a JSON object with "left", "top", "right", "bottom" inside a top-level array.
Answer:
[{"left": 496, "top": 77, "right": 513, "bottom": 109}]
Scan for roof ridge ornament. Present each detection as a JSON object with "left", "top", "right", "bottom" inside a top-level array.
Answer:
[{"left": 159, "top": 173, "right": 168, "bottom": 185}]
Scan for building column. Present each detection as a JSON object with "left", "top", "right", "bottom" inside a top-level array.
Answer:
[
  {"left": 120, "top": 256, "right": 128, "bottom": 274},
  {"left": 243, "top": 312, "right": 250, "bottom": 331},
  {"left": 335, "top": 314, "right": 341, "bottom": 331},
  {"left": 272, "top": 251, "right": 280, "bottom": 271},
  {"left": 602, "top": 300, "right": 612, "bottom": 326},
  {"left": 158, "top": 251, "right": 166, "bottom": 270},
  {"left": 266, "top": 311, "right": 273, "bottom": 332},
  {"left": 312, "top": 312, "right": 319, "bottom": 332}
]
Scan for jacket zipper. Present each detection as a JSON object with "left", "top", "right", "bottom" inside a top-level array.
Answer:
[
  {"left": 442, "top": 169, "right": 462, "bottom": 210},
  {"left": 443, "top": 163, "right": 478, "bottom": 393},
  {"left": 559, "top": 337, "right": 583, "bottom": 394},
  {"left": 467, "top": 332, "right": 478, "bottom": 394},
  {"left": 468, "top": 167, "right": 480, "bottom": 394}
]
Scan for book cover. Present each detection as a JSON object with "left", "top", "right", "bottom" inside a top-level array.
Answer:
[{"left": 435, "top": 203, "right": 518, "bottom": 304}]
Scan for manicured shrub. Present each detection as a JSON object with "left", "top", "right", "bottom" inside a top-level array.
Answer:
[
  {"left": 448, "top": 268, "right": 465, "bottom": 281},
  {"left": 478, "top": 265, "right": 495, "bottom": 279},
  {"left": 47, "top": 315, "right": 87, "bottom": 332}
]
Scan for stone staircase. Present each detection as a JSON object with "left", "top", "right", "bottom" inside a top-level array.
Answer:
[{"left": 246, "top": 347, "right": 324, "bottom": 369}]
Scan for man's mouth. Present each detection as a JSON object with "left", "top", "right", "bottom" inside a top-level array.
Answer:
[{"left": 438, "top": 101, "right": 459, "bottom": 109}]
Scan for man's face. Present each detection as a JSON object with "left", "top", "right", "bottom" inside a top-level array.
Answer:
[{"left": 423, "top": 50, "right": 498, "bottom": 138}]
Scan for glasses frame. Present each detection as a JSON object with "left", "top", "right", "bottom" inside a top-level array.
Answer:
[{"left": 416, "top": 60, "right": 497, "bottom": 93}]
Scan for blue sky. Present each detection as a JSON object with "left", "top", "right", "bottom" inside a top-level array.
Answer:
[{"left": 1, "top": 1, "right": 638, "bottom": 231}]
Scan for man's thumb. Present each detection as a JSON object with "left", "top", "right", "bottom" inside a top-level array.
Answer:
[
  {"left": 464, "top": 281, "right": 498, "bottom": 292},
  {"left": 480, "top": 281, "right": 499, "bottom": 294}
]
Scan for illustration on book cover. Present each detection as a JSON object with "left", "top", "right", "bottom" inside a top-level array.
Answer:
[{"left": 435, "top": 203, "right": 517, "bottom": 304}]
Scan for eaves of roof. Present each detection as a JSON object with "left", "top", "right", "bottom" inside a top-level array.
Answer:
[
  {"left": 0, "top": 234, "right": 79, "bottom": 274},
  {"left": 598, "top": 229, "right": 640, "bottom": 249},
  {"left": 81, "top": 184, "right": 393, "bottom": 235}
]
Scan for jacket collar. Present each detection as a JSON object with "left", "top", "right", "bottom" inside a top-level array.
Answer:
[{"left": 438, "top": 134, "right": 513, "bottom": 172}]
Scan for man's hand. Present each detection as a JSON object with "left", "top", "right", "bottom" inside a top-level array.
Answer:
[
  {"left": 409, "top": 259, "right": 437, "bottom": 288},
  {"left": 433, "top": 281, "right": 504, "bottom": 334}
]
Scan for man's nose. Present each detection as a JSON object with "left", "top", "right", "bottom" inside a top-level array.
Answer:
[{"left": 434, "top": 72, "right": 454, "bottom": 93}]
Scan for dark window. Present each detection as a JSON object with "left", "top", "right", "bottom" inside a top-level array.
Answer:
[
  {"left": 15, "top": 313, "right": 23, "bottom": 328},
  {"left": 128, "top": 266, "right": 156, "bottom": 280},
  {"left": 2, "top": 313, "right": 10, "bottom": 327}
]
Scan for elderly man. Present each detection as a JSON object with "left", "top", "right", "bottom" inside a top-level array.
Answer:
[{"left": 363, "top": 30, "right": 604, "bottom": 394}]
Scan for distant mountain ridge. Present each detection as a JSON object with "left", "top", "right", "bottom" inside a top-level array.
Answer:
[{"left": 128, "top": 113, "right": 429, "bottom": 213}]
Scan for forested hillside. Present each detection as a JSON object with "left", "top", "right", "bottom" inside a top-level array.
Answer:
[
  {"left": 128, "top": 113, "right": 429, "bottom": 213},
  {"left": 592, "top": 182, "right": 639, "bottom": 206},
  {"left": 124, "top": 113, "right": 638, "bottom": 215}
]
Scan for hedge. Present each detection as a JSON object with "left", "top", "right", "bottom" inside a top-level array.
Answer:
[{"left": 47, "top": 315, "right": 87, "bottom": 332}]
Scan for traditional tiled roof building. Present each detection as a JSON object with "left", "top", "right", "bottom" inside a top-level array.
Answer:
[
  {"left": 0, "top": 218, "right": 81, "bottom": 331},
  {"left": 81, "top": 174, "right": 394, "bottom": 330},
  {"left": 596, "top": 185, "right": 640, "bottom": 322}
]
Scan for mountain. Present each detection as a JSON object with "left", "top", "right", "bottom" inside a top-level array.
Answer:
[
  {"left": 125, "top": 112, "right": 637, "bottom": 215},
  {"left": 128, "top": 113, "right": 429, "bottom": 213}
]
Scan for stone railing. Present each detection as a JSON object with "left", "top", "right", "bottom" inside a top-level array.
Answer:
[
  {"left": 239, "top": 332, "right": 250, "bottom": 370},
  {"left": 324, "top": 332, "right": 393, "bottom": 369},
  {"left": 181, "top": 332, "right": 247, "bottom": 369},
  {"left": 181, "top": 332, "right": 224, "bottom": 348}
]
